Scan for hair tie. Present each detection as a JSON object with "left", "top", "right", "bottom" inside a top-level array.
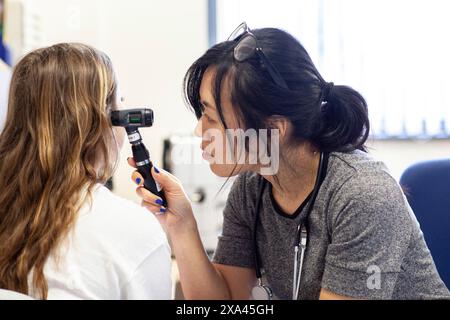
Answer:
[{"left": 322, "top": 82, "right": 334, "bottom": 102}]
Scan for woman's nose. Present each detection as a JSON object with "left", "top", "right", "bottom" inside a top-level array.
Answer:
[{"left": 194, "top": 120, "right": 202, "bottom": 137}]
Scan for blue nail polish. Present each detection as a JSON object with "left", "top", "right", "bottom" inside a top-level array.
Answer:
[
  {"left": 154, "top": 166, "right": 160, "bottom": 173},
  {"left": 135, "top": 178, "right": 141, "bottom": 184},
  {"left": 155, "top": 199, "right": 163, "bottom": 205},
  {"left": 159, "top": 207, "right": 166, "bottom": 213}
]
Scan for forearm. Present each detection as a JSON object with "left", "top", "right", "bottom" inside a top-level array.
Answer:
[{"left": 169, "top": 223, "right": 230, "bottom": 300}]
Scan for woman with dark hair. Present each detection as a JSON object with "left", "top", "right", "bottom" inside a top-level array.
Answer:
[{"left": 130, "top": 23, "right": 449, "bottom": 300}]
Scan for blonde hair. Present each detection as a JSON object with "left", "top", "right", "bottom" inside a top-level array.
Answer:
[{"left": 0, "top": 43, "right": 118, "bottom": 299}]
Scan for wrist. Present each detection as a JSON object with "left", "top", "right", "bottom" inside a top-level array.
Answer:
[{"left": 167, "top": 213, "right": 198, "bottom": 238}]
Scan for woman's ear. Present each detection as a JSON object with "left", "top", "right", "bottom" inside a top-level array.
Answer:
[{"left": 266, "top": 115, "right": 291, "bottom": 143}]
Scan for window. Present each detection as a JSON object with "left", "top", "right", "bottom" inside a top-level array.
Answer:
[{"left": 212, "top": 0, "right": 450, "bottom": 139}]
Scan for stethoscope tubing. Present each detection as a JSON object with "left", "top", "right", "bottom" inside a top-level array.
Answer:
[{"left": 252, "top": 152, "right": 326, "bottom": 300}]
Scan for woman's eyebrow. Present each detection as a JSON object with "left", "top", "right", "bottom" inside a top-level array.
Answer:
[{"left": 200, "top": 100, "right": 214, "bottom": 109}]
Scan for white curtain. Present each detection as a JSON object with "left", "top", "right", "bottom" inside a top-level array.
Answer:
[{"left": 216, "top": 0, "right": 450, "bottom": 139}]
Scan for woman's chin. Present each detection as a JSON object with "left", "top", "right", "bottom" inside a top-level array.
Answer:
[{"left": 209, "top": 163, "right": 245, "bottom": 178}]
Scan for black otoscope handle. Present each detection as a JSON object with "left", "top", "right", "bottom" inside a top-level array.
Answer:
[
  {"left": 129, "top": 132, "right": 167, "bottom": 208},
  {"left": 137, "top": 161, "right": 167, "bottom": 208}
]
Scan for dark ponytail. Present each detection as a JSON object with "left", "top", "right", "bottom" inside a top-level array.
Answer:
[
  {"left": 314, "top": 83, "right": 369, "bottom": 152},
  {"left": 184, "top": 27, "right": 370, "bottom": 153}
]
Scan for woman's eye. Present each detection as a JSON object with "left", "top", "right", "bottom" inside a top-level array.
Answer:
[{"left": 204, "top": 114, "right": 215, "bottom": 123}]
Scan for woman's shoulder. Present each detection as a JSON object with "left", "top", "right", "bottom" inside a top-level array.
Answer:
[
  {"left": 75, "top": 184, "right": 168, "bottom": 258},
  {"left": 40, "top": 184, "right": 171, "bottom": 299},
  {"left": 329, "top": 150, "right": 388, "bottom": 175},
  {"left": 327, "top": 150, "right": 398, "bottom": 190},
  {"left": 324, "top": 150, "right": 412, "bottom": 220},
  {"left": 325, "top": 150, "right": 412, "bottom": 225}
]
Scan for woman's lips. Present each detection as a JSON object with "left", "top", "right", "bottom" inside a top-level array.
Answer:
[{"left": 202, "top": 150, "right": 214, "bottom": 161}]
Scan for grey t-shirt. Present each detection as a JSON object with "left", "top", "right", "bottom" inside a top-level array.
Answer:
[{"left": 212, "top": 150, "right": 450, "bottom": 299}]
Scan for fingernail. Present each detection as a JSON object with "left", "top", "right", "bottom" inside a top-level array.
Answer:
[
  {"left": 159, "top": 207, "right": 166, "bottom": 213},
  {"left": 155, "top": 199, "right": 163, "bottom": 205},
  {"left": 154, "top": 166, "right": 160, "bottom": 174},
  {"left": 135, "top": 177, "right": 141, "bottom": 184}
]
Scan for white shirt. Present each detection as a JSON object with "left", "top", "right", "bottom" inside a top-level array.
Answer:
[
  {"left": 0, "top": 60, "right": 11, "bottom": 133},
  {"left": 29, "top": 184, "right": 172, "bottom": 300}
]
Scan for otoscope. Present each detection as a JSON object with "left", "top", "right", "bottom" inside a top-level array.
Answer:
[{"left": 111, "top": 108, "right": 167, "bottom": 207}]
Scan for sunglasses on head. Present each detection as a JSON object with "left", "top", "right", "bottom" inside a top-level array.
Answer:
[{"left": 228, "top": 22, "right": 289, "bottom": 90}]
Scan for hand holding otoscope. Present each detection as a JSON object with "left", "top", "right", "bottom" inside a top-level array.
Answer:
[
  {"left": 112, "top": 107, "right": 197, "bottom": 234},
  {"left": 111, "top": 108, "right": 167, "bottom": 207}
]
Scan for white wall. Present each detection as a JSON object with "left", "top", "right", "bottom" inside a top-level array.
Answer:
[
  {"left": 5, "top": 0, "right": 208, "bottom": 202},
  {"left": 98, "top": 0, "right": 207, "bottom": 202},
  {"left": 367, "top": 140, "right": 450, "bottom": 180}
]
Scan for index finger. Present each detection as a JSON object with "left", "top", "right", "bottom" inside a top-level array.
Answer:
[{"left": 127, "top": 157, "right": 137, "bottom": 168}]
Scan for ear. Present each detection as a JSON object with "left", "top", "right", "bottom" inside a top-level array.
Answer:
[{"left": 265, "top": 115, "right": 291, "bottom": 143}]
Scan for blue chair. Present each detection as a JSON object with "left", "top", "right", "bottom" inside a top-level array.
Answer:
[
  {"left": 0, "top": 32, "right": 12, "bottom": 66},
  {"left": 400, "top": 159, "right": 450, "bottom": 289},
  {"left": 0, "top": 40, "right": 12, "bottom": 66}
]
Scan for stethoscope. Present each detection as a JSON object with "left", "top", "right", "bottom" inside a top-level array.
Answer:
[{"left": 251, "top": 152, "right": 327, "bottom": 300}]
